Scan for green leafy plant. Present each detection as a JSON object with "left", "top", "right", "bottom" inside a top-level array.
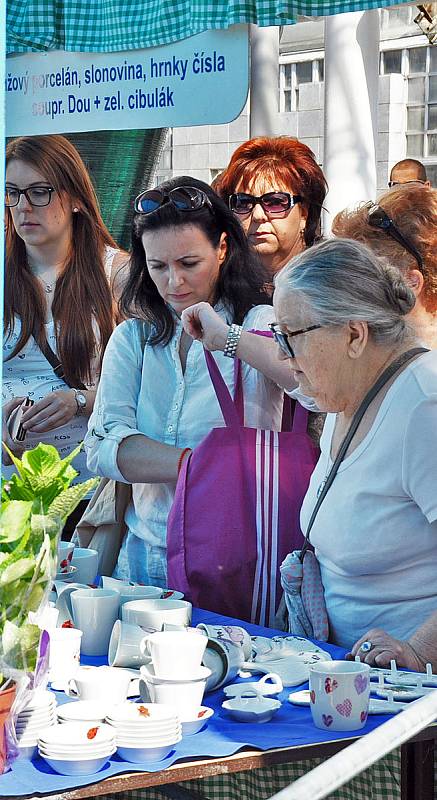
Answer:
[{"left": 0, "top": 443, "right": 98, "bottom": 679}]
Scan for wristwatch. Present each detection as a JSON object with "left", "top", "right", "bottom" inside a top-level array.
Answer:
[{"left": 73, "top": 389, "right": 87, "bottom": 415}]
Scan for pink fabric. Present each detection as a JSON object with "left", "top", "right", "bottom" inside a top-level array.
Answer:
[{"left": 167, "top": 349, "right": 319, "bottom": 626}]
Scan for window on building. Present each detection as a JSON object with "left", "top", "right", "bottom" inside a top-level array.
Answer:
[
  {"left": 406, "top": 46, "right": 437, "bottom": 159},
  {"left": 379, "top": 43, "right": 436, "bottom": 169},
  {"left": 279, "top": 57, "right": 324, "bottom": 112},
  {"left": 381, "top": 49, "right": 403, "bottom": 75}
]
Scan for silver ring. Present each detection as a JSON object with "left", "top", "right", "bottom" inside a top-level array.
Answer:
[{"left": 359, "top": 641, "right": 372, "bottom": 653}]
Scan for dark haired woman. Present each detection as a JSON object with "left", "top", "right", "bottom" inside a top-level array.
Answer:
[
  {"left": 217, "top": 136, "right": 327, "bottom": 281},
  {"left": 85, "top": 177, "right": 303, "bottom": 586},
  {"left": 3, "top": 135, "right": 127, "bottom": 508}
]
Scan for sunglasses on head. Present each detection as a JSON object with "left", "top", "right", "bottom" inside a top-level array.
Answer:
[
  {"left": 367, "top": 204, "right": 424, "bottom": 271},
  {"left": 134, "top": 186, "right": 213, "bottom": 215},
  {"left": 229, "top": 191, "right": 302, "bottom": 217}
]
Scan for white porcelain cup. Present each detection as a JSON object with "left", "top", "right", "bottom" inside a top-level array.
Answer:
[
  {"left": 70, "top": 548, "right": 99, "bottom": 585},
  {"left": 57, "top": 541, "right": 75, "bottom": 572},
  {"left": 196, "top": 623, "right": 252, "bottom": 661},
  {"left": 139, "top": 665, "right": 211, "bottom": 717},
  {"left": 118, "top": 585, "right": 163, "bottom": 617},
  {"left": 48, "top": 627, "right": 83, "bottom": 691},
  {"left": 202, "top": 637, "right": 245, "bottom": 692},
  {"left": 122, "top": 599, "right": 192, "bottom": 631},
  {"left": 140, "top": 629, "right": 208, "bottom": 679},
  {"left": 108, "top": 620, "right": 152, "bottom": 668},
  {"left": 309, "top": 660, "right": 371, "bottom": 732},
  {"left": 71, "top": 588, "right": 120, "bottom": 656},
  {"left": 67, "top": 665, "right": 132, "bottom": 704}
]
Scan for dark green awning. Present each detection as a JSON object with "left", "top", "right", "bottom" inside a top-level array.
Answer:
[
  {"left": 65, "top": 129, "right": 168, "bottom": 250},
  {"left": 7, "top": 0, "right": 414, "bottom": 54}
]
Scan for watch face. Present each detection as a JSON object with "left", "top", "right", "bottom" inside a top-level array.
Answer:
[{"left": 76, "top": 392, "right": 87, "bottom": 408}]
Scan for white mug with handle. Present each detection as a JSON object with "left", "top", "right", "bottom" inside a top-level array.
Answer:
[{"left": 139, "top": 629, "right": 207, "bottom": 679}]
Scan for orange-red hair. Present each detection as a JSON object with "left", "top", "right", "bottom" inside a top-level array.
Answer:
[
  {"left": 333, "top": 186, "right": 437, "bottom": 313},
  {"left": 217, "top": 136, "right": 328, "bottom": 247}
]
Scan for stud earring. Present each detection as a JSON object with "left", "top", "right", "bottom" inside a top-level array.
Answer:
[{"left": 73, "top": 207, "right": 79, "bottom": 213}]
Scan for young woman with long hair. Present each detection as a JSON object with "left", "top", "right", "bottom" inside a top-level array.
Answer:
[{"left": 3, "top": 135, "right": 128, "bottom": 517}]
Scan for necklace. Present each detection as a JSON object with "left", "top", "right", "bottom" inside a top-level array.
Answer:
[
  {"left": 28, "top": 261, "right": 59, "bottom": 294},
  {"left": 33, "top": 271, "right": 57, "bottom": 294},
  {"left": 40, "top": 279, "right": 55, "bottom": 294}
]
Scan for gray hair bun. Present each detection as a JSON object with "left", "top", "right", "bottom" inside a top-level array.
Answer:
[{"left": 381, "top": 261, "right": 416, "bottom": 316}]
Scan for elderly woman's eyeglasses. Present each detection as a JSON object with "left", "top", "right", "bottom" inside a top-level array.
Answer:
[
  {"left": 269, "top": 322, "right": 322, "bottom": 358},
  {"left": 5, "top": 185, "right": 56, "bottom": 207},
  {"left": 367, "top": 204, "right": 424, "bottom": 271},
  {"left": 229, "top": 192, "right": 302, "bottom": 218},
  {"left": 134, "top": 186, "right": 212, "bottom": 214}
]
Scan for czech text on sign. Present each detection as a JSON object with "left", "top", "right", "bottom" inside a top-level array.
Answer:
[{"left": 6, "top": 26, "right": 248, "bottom": 136}]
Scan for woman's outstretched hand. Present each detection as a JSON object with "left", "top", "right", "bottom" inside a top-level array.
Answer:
[{"left": 181, "top": 302, "right": 230, "bottom": 352}]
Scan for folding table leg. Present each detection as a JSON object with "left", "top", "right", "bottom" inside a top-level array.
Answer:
[{"left": 401, "top": 740, "right": 434, "bottom": 800}]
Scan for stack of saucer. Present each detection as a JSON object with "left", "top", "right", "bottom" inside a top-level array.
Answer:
[
  {"left": 106, "top": 701, "right": 181, "bottom": 763},
  {"left": 37, "top": 722, "right": 116, "bottom": 775},
  {"left": 15, "top": 690, "right": 57, "bottom": 759}
]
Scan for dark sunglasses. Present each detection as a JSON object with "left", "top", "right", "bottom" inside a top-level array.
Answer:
[
  {"left": 134, "top": 186, "right": 213, "bottom": 215},
  {"left": 229, "top": 191, "right": 302, "bottom": 217},
  {"left": 367, "top": 204, "right": 423, "bottom": 271},
  {"left": 269, "top": 322, "right": 322, "bottom": 358},
  {"left": 388, "top": 179, "right": 426, "bottom": 188}
]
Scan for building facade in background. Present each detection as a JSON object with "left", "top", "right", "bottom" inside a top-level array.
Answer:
[{"left": 156, "top": 7, "right": 437, "bottom": 192}]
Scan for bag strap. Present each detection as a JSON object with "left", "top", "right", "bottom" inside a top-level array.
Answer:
[
  {"left": 300, "top": 346, "right": 428, "bottom": 559},
  {"left": 39, "top": 337, "right": 87, "bottom": 390},
  {"left": 40, "top": 319, "right": 150, "bottom": 391},
  {"left": 204, "top": 349, "right": 241, "bottom": 429},
  {"left": 205, "top": 334, "right": 310, "bottom": 433}
]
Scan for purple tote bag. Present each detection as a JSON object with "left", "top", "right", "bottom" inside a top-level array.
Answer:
[{"left": 167, "top": 350, "right": 319, "bottom": 627}]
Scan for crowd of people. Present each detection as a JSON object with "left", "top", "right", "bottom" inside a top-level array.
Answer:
[{"left": 3, "top": 134, "right": 437, "bottom": 798}]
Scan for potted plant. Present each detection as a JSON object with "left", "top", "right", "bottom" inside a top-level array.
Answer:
[{"left": 0, "top": 442, "right": 97, "bottom": 772}]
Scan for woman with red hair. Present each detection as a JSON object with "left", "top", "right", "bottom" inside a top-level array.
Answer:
[
  {"left": 333, "top": 185, "right": 437, "bottom": 349},
  {"left": 217, "top": 136, "right": 327, "bottom": 280}
]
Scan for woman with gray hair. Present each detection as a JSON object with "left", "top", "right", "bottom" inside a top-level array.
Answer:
[
  {"left": 184, "top": 237, "right": 437, "bottom": 671},
  {"left": 272, "top": 237, "right": 437, "bottom": 670}
]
